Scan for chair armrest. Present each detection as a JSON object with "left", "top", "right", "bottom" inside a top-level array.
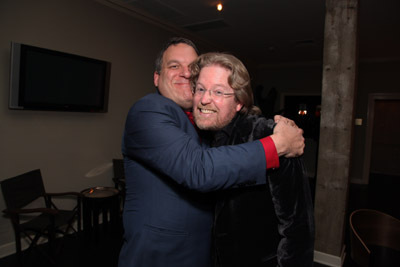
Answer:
[
  {"left": 46, "top": 192, "right": 82, "bottom": 198},
  {"left": 44, "top": 192, "right": 82, "bottom": 211}
]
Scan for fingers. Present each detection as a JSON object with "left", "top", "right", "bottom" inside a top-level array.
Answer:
[
  {"left": 274, "top": 115, "right": 283, "bottom": 123},
  {"left": 272, "top": 119, "right": 305, "bottom": 157},
  {"left": 274, "top": 115, "right": 298, "bottom": 128},
  {"left": 273, "top": 118, "right": 299, "bottom": 132},
  {"left": 287, "top": 119, "right": 296, "bottom": 127}
]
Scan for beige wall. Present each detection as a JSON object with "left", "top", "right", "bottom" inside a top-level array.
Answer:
[{"left": 0, "top": 0, "right": 175, "bottom": 255}]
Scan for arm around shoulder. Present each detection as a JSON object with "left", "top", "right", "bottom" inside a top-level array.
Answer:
[{"left": 123, "top": 94, "right": 267, "bottom": 192}]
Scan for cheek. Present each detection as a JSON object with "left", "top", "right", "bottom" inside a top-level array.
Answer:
[
  {"left": 193, "top": 95, "right": 201, "bottom": 106},
  {"left": 217, "top": 103, "right": 237, "bottom": 122},
  {"left": 166, "top": 71, "right": 176, "bottom": 82}
]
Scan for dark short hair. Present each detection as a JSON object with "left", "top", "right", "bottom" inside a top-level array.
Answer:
[
  {"left": 154, "top": 37, "right": 199, "bottom": 74},
  {"left": 189, "top": 52, "right": 261, "bottom": 115}
]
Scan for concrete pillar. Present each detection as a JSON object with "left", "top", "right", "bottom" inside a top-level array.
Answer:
[{"left": 314, "top": 0, "right": 358, "bottom": 265}]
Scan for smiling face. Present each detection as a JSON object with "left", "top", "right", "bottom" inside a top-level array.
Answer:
[
  {"left": 193, "top": 65, "right": 243, "bottom": 131},
  {"left": 154, "top": 43, "right": 198, "bottom": 110}
]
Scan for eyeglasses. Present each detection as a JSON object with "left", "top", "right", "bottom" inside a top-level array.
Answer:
[{"left": 193, "top": 87, "right": 235, "bottom": 99}]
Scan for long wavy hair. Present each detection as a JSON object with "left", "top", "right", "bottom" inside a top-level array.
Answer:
[{"left": 189, "top": 52, "right": 261, "bottom": 115}]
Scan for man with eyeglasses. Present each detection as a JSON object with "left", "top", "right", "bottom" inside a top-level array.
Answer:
[
  {"left": 191, "top": 52, "right": 314, "bottom": 267},
  {"left": 118, "top": 37, "right": 305, "bottom": 267}
]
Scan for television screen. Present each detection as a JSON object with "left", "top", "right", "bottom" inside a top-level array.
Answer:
[{"left": 9, "top": 42, "right": 111, "bottom": 112}]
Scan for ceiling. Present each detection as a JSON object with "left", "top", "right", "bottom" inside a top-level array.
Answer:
[{"left": 99, "top": 0, "right": 400, "bottom": 68}]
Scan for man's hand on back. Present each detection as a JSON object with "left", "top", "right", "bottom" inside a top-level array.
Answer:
[{"left": 270, "top": 115, "right": 305, "bottom": 157}]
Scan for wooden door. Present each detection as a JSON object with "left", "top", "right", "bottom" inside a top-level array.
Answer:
[
  {"left": 363, "top": 94, "right": 400, "bottom": 183},
  {"left": 370, "top": 99, "right": 400, "bottom": 175}
]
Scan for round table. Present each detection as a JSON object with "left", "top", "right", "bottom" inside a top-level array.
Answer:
[{"left": 81, "top": 186, "right": 120, "bottom": 241}]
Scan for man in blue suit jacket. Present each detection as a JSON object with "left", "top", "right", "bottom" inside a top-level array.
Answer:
[{"left": 118, "top": 37, "right": 304, "bottom": 267}]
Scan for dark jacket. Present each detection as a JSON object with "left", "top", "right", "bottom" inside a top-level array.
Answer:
[{"left": 211, "top": 113, "right": 315, "bottom": 267}]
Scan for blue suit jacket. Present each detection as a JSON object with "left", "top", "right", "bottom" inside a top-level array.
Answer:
[{"left": 118, "top": 93, "right": 267, "bottom": 267}]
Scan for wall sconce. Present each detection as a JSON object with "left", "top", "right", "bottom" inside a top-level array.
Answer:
[{"left": 298, "top": 103, "right": 308, "bottom": 116}]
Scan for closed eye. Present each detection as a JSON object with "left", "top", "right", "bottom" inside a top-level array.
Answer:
[
  {"left": 213, "top": 90, "right": 224, "bottom": 96},
  {"left": 169, "top": 64, "right": 179, "bottom": 69}
]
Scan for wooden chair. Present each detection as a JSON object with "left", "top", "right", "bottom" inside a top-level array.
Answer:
[
  {"left": 349, "top": 209, "right": 400, "bottom": 267},
  {"left": 1, "top": 169, "right": 81, "bottom": 265}
]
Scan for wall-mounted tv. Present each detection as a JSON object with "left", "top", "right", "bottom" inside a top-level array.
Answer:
[{"left": 9, "top": 42, "right": 111, "bottom": 112}]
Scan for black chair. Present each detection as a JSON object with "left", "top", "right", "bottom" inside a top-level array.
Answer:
[
  {"left": 349, "top": 209, "right": 400, "bottom": 267},
  {"left": 1, "top": 169, "right": 81, "bottom": 265},
  {"left": 112, "top": 159, "right": 126, "bottom": 207}
]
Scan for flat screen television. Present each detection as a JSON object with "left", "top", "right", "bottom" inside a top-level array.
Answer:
[{"left": 9, "top": 42, "right": 111, "bottom": 112}]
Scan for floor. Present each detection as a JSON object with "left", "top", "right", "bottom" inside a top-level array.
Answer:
[
  {"left": 0, "top": 223, "right": 124, "bottom": 267},
  {"left": 0, "top": 173, "right": 398, "bottom": 267}
]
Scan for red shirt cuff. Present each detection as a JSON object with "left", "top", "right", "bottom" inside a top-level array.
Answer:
[{"left": 260, "top": 136, "right": 279, "bottom": 169}]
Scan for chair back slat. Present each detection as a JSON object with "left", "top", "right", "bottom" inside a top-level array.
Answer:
[{"left": 1, "top": 169, "right": 46, "bottom": 210}]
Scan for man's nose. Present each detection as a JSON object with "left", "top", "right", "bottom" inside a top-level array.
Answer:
[
  {"left": 181, "top": 66, "right": 191, "bottom": 78},
  {"left": 200, "top": 90, "right": 213, "bottom": 104}
]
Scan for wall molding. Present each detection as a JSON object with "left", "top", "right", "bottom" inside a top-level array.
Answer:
[
  {"left": 314, "top": 247, "right": 346, "bottom": 267},
  {"left": 0, "top": 238, "right": 31, "bottom": 259}
]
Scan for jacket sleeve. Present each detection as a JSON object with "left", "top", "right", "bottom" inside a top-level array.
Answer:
[
  {"left": 122, "top": 94, "right": 267, "bottom": 192},
  {"left": 268, "top": 157, "right": 315, "bottom": 267}
]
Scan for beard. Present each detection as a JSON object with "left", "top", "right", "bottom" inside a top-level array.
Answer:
[{"left": 194, "top": 110, "right": 237, "bottom": 131}]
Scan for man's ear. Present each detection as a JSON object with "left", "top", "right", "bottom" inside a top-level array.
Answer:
[
  {"left": 154, "top": 71, "right": 159, "bottom": 87},
  {"left": 236, "top": 103, "right": 244, "bottom": 112}
]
